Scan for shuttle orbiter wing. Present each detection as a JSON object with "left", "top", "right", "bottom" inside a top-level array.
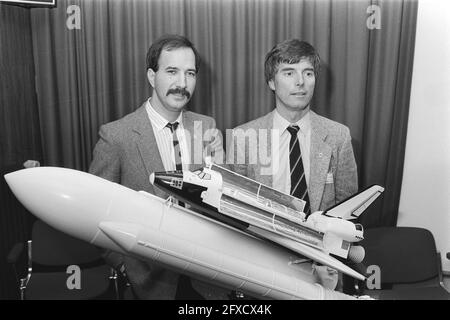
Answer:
[{"left": 324, "top": 185, "right": 384, "bottom": 220}]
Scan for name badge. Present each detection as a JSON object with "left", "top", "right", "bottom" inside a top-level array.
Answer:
[{"left": 326, "top": 172, "right": 334, "bottom": 184}]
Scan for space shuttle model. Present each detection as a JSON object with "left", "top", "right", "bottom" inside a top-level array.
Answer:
[
  {"left": 151, "top": 160, "right": 384, "bottom": 279},
  {"left": 4, "top": 162, "right": 383, "bottom": 300}
]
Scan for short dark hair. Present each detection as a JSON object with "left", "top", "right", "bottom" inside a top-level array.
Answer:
[
  {"left": 264, "top": 39, "right": 320, "bottom": 84},
  {"left": 146, "top": 34, "right": 200, "bottom": 72}
]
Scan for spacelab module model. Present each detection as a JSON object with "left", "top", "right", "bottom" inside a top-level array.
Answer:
[{"left": 4, "top": 160, "right": 383, "bottom": 300}]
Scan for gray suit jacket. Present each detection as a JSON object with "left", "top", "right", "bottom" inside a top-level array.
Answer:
[
  {"left": 228, "top": 110, "right": 358, "bottom": 213},
  {"left": 89, "top": 104, "right": 229, "bottom": 299}
]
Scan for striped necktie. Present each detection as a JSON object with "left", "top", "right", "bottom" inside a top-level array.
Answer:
[
  {"left": 166, "top": 122, "right": 182, "bottom": 171},
  {"left": 166, "top": 121, "right": 185, "bottom": 208},
  {"left": 287, "top": 125, "right": 311, "bottom": 216}
]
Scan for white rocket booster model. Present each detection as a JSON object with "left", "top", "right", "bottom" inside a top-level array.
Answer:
[
  {"left": 4, "top": 166, "right": 382, "bottom": 300},
  {"left": 150, "top": 162, "right": 384, "bottom": 280}
]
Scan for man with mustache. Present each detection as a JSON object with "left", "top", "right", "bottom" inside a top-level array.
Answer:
[
  {"left": 89, "top": 34, "right": 225, "bottom": 299},
  {"left": 228, "top": 39, "right": 358, "bottom": 291}
]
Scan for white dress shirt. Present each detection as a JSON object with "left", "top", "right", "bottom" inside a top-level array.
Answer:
[
  {"left": 272, "top": 109, "right": 311, "bottom": 194},
  {"left": 145, "top": 99, "right": 191, "bottom": 171}
]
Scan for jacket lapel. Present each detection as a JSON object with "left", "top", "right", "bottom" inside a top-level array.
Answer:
[
  {"left": 308, "top": 111, "right": 332, "bottom": 212},
  {"left": 133, "top": 104, "right": 166, "bottom": 198},
  {"left": 255, "top": 110, "right": 275, "bottom": 188},
  {"left": 182, "top": 112, "right": 203, "bottom": 171}
]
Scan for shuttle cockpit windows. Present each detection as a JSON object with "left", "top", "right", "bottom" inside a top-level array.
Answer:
[
  {"left": 202, "top": 173, "right": 211, "bottom": 180},
  {"left": 196, "top": 171, "right": 212, "bottom": 180}
]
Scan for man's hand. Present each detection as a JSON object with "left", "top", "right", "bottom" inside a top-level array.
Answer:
[
  {"left": 23, "top": 160, "right": 40, "bottom": 168},
  {"left": 312, "top": 263, "right": 339, "bottom": 290}
]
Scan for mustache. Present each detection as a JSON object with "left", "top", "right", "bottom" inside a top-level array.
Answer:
[{"left": 166, "top": 88, "right": 191, "bottom": 99}]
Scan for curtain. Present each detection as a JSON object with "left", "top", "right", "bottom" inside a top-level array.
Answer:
[
  {"left": 29, "top": 0, "right": 417, "bottom": 227},
  {"left": 0, "top": 3, "right": 42, "bottom": 299}
]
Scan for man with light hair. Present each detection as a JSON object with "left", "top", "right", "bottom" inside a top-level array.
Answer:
[{"left": 229, "top": 39, "right": 358, "bottom": 291}]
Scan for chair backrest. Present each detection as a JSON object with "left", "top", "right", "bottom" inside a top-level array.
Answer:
[
  {"left": 24, "top": 220, "right": 117, "bottom": 299},
  {"left": 31, "top": 220, "right": 103, "bottom": 268},
  {"left": 361, "top": 227, "right": 439, "bottom": 284}
]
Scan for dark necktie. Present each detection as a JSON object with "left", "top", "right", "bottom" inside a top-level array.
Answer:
[
  {"left": 287, "top": 125, "right": 311, "bottom": 216},
  {"left": 166, "top": 122, "right": 182, "bottom": 171}
]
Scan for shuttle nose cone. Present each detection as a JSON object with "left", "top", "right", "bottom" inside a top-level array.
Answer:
[{"left": 149, "top": 173, "right": 155, "bottom": 185}]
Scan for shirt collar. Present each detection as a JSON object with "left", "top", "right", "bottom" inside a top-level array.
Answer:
[
  {"left": 145, "top": 98, "right": 183, "bottom": 131},
  {"left": 273, "top": 109, "right": 311, "bottom": 135},
  {"left": 296, "top": 111, "right": 311, "bottom": 134}
]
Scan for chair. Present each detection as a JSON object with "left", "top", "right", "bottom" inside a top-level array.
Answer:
[
  {"left": 7, "top": 220, "right": 120, "bottom": 300},
  {"left": 356, "top": 226, "right": 450, "bottom": 300}
]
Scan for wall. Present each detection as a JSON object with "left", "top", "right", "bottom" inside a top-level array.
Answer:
[{"left": 398, "top": 0, "right": 450, "bottom": 273}]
